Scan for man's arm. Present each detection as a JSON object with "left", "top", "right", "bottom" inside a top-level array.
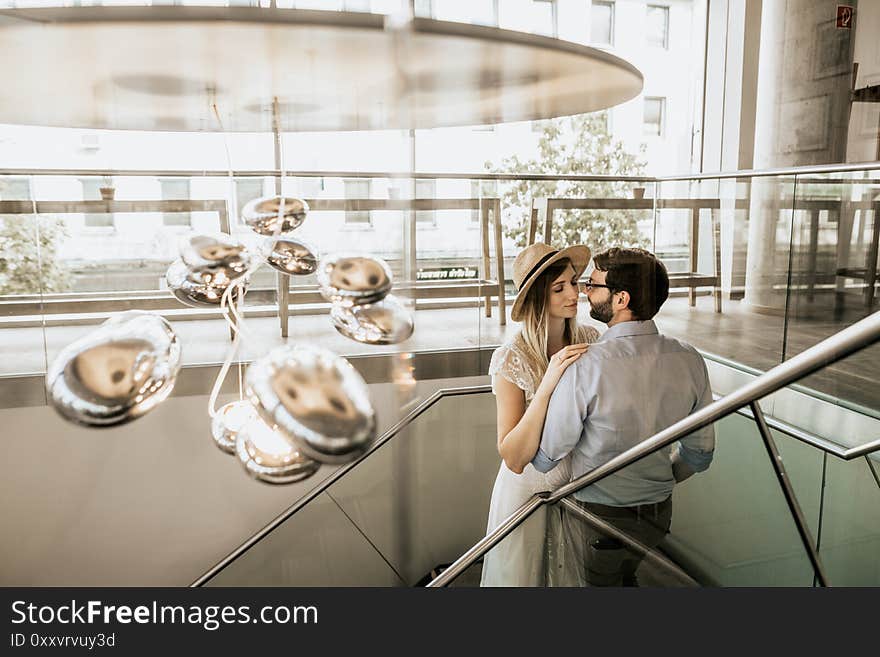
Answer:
[
  {"left": 531, "top": 360, "right": 590, "bottom": 473},
  {"left": 672, "top": 356, "right": 716, "bottom": 482}
]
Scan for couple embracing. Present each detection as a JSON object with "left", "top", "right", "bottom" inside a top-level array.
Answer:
[{"left": 481, "top": 243, "right": 716, "bottom": 587}]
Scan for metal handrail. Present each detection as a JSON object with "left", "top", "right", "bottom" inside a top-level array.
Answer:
[
  {"left": 191, "top": 383, "right": 492, "bottom": 587},
  {"left": 1, "top": 161, "right": 877, "bottom": 182},
  {"left": 428, "top": 310, "right": 880, "bottom": 587},
  {"left": 732, "top": 401, "right": 880, "bottom": 460}
]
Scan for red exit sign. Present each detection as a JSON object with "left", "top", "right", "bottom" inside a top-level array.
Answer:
[{"left": 836, "top": 5, "right": 854, "bottom": 29}]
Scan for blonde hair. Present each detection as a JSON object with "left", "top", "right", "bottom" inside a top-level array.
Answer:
[{"left": 515, "top": 260, "right": 578, "bottom": 376}]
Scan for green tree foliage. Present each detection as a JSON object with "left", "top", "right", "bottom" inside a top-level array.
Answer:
[
  {"left": 0, "top": 215, "right": 71, "bottom": 295},
  {"left": 486, "top": 113, "right": 651, "bottom": 252}
]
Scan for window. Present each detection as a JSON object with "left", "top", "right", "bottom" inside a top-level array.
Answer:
[
  {"left": 415, "top": 179, "right": 436, "bottom": 226},
  {"left": 342, "top": 0, "right": 371, "bottom": 11},
  {"left": 78, "top": 178, "right": 113, "bottom": 228},
  {"left": 414, "top": 0, "right": 432, "bottom": 18},
  {"left": 643, "top": 97, "right": 666, "bottom": 136},
  {"left": 234, "top": 178, "right": 264, "bottom": 222},
  {"left": 343, "top": 179, "right": 371, "bottom": 226},
  {"left": 531, "top": 0, "right": 557, "bottom": 38},
  {"left": 646, "top": 5, "right": 669, "bottom": 49},
  {"left": 433, "top": 0, "right": 498, "bottom": 26},
  {"left": 159, "top": 178, "right": 191, "bottom": 227},
  {"left": 0, "top": 177, "right": 31, "bottom": 201},
  {"left": 590, "top": 1, "right": 614, "bottom": 46},
  {"left": 297, "top": 176, "right": 323, "bottom": 199}
]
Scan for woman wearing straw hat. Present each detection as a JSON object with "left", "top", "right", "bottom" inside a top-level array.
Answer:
[{"left": 481, "top": 242, "right": 600, "bottom": 587}]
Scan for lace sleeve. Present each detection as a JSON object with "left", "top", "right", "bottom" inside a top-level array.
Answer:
[
  {"left": 577, "top": 324, "right": 602, "bottom": 344},
  {"left": 488, "top": 343, "right": 534, "bottom": 397}
]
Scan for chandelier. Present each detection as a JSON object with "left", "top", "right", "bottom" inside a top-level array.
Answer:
[{"left": 45, "top": 195, "right": 415, "bottom": 485}]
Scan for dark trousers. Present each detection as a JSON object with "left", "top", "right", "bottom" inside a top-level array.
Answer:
[{"left": 574, "top": 497, "right": 673, "bottom": 586}]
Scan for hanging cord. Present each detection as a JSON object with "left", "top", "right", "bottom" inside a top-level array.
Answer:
[
  {"left": 207, "top": 281, "right": 242, "bottom": 418},
  {"left": 206, "top": 99, "right": 290, "bottom": 418},
  {"left": 207, "top": 101, "right": 251, "bottom": 418}
]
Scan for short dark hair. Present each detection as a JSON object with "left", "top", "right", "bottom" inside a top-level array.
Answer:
[{"left": 592, "top": 247, "right": 669, "bottom": 320}]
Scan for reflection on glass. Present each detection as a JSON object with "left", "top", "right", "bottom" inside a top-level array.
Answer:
[
  {"left": 207, "top": 391, "right": 499, "bottom": 586},
  {"left": 818, "top": 453, "right": 880, "bottom": 586},
  {"left": 666, "top": 414, "right": 820, "bottom": 586},
  {"left": 784, "top": 170, "right": 880, "bottom": 413}
]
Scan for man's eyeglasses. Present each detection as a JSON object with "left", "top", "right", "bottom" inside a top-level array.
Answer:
[{"left": 580, "top": 280, "right": 613, "bottom": 291}]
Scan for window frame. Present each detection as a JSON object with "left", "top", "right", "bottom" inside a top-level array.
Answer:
[
  {"left": 78, "top": 177, "right": 114, "bottom": 229},
  {"left": 646, "top": 4, "right": 670, "bottom": 50},
  {"left": 590, "top": 0, "right": 615, "bottom": 47},
  {"left": 343, "top": 178, "right": 373, "bottom": 227},
  {"left": 643, "top": 96, "right": 666, "bottom": 137},
  {"left": 415, "top": 178, "right": 438, "bottom": 228},
  {"left": 158, "top": 177, "right": 192, "bottom": 228},
  {"left": 531, "top": 0, "right": 558, "bottom": 39}
]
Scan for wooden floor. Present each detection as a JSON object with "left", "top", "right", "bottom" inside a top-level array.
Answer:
[{"left": 651, "top": 291, "right": 879, "bottom": 414}]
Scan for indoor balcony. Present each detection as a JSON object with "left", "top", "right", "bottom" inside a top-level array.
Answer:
[{"left": 1, "top": 163, "right": 878, "bottom": 586}]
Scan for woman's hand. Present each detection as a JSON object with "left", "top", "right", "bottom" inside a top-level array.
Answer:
[{"left": 537, "top": 343, "right": 589, "bottom": 395}]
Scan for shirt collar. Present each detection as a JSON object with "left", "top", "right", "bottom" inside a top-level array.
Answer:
[{"left": 598, "top": 319, "right": 659, "bottom": 342}]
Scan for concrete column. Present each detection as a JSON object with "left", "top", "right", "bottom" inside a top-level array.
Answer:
[{"left": 743, "top": 0, "right": 857, "bottom": 312}]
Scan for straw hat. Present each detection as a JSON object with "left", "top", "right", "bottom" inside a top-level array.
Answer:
[{"left": 510, "top": 242, "right": 591, "bottom": 322}]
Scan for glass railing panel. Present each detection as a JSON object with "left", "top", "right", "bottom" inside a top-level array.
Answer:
[
  {"left": 817, "top": 451, "right": 880, "bottom": 586},
  {"left": 464, "top": 411, "right": 827, "bottom": 588},
  {"left": 201, "top": 390, "right": 499, "bottom": 586},
  {"left": 665, "top": 413, "right": 822, "bottom": 586},
  {"left": 205, "top": 491, "right": 406, "bottom": 587},
  {"left": 784, "top": 168, "right": 880, "bottom": 414},
  {"left": 546, "top": 495, "right": 697, "bottom": 588},
  {"left": 323, "top": 391, "right": 498, "bottom": 585},
  {"left": 654, "top": 175, "right": 796, "bottom": 374},
  {"left": 466, "top": 498, "right": 560, "bottom": 587}
]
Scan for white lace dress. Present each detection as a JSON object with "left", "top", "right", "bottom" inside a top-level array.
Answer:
[{"left": 480, "top": 325, "right": 601, "bottom": 587}]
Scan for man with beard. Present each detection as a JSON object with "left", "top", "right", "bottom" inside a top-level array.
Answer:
[{"left": 531, "top": 247, "right": 715, "bottom": 586}]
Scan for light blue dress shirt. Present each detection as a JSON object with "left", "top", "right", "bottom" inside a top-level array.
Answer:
[{"left": 531, "top": 320, "right": 715, "bottom": 506}]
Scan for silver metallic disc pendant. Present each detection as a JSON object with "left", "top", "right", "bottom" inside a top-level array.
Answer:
[
  {"left": 235, "top": 417, "right": 320, "bottom": 485},
  {"left": 245, "top": 345, "right": 376, "bottom": 464},
  {"left": 330, "top": 294, "right": 414, "bottom": 345},
  {"left": 211, "top": 399, "right": 260, "bottom": 454},
  {"left": 181, "top": 233, "right": 251, "bottom": 281},
  {"left": 316, "top": 254, "right": 392, "bottom": 306},
  {"left": 165, "top": 259, "right": 248, "bottom": 308},
  {"left": 46, "top": 311, "right": 181, "bottom": 427},
  {"left": 265, "top": 236, "right": 319, "bottom": 276},
  {"left": 241, "top": 196, "right": 309, "bottom": 236}
]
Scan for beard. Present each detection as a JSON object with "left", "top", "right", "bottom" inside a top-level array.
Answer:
[{"left": 589, "top": 298, "right": 614, "bottom": 324}]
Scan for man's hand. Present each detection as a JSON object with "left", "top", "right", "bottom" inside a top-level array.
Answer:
[{"left": 671, "top": 445, "right": 696, "bottom": 482}]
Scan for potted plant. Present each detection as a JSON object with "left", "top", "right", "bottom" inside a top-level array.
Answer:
[{"left": 99, "top": 176, "right": 115, "bottom": 201}]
